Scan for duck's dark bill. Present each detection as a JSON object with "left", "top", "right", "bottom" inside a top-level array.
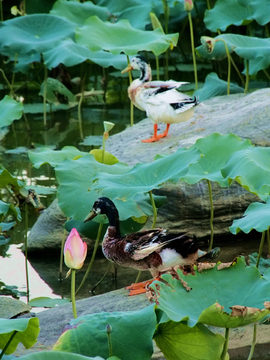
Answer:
[{"left": 84, "top": 210, "right": 97, "bottom": 222}]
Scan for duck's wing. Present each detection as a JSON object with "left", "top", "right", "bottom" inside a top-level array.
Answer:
[{"left": 124, "top": 231, "right": 187, "bottom": 260}]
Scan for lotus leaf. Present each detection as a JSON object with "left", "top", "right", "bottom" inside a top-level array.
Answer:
[
  {"left": 0, "top": 96, "right": 23, "bottom": 127},
  {"left": 0, "top": 14, "right": 76, "bottom": 55},
  {"left": 90, "top": 149, "right": 119, "bottom": 165},
  {"left": 50, "top": 0, "right": 109, "bottom": 26},
  {"left": 0, "top": 201, "right": 21, "bottom": 222},
  {"left": 154, "top": 319, "right": 226, "bottom": 360},
  {"left": 248, "top": 253, "right": 270, "bottom": 275},
  {"left": 221, "top": 146, "right": 270, "bottom": 201},
  {"left": 194, "top": 73, "right": 244, "bottom": 101},
  {"left": 150, "top": 258, "right": 270, "bottom": 327},
  {"left": 28, "top": 297, "right": 70, "bottom": 308},
  {"left": 92, "top": 147, "right": 201, "bottom": 200},
  {"left": 53, "top": 306, "right": 156, "bottom": 360},
  {"left": 43, "top": 39, "right": 92, "bottom": 69},
  {"left": 0, "top": 169, "right": 25, "bottom": 193},
  {"left": 0, "top": 317, "right": 39, "bottom": 355},
  {"left": 28, "top": 146, "right": 88, "bottom": 169},
  {"left": 181, "top": 133, "right": 252, "bottom": 186},
  {"left": 76, "top": 16, "right": 178, "bottom": 56},
  {"left": 20, "top": 351, "right": 105, "bottom": 360},
  {"left": 197, "top": 34, "right": 270, "bottom": 75},
  {"left": 230, "top": 198, "right": 270, "bottom": 234},
  {"left": 204, "top": 0, "right": 270, "bottom": 31},
  {"left": 204, "top": 0, "right": 254, "bottom": 32},
  {"left": 39, "top": 78, "right": 76, "bottom": 104}
]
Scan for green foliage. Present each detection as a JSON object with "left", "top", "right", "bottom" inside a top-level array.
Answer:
[
  {"left": 92, "top": 147, "right": 201, "bottom": 200},
  {"left": 230, "top": 198, "right": 270, "bottom": 234},
  {"left": 204, "top": 0, "right": 270, "bottom": 31},
  {"left": 154, "top": 318, "right": 226, "bottom": 360},
  {"left": 53, "top": 306, "right": 156, "bottom": 360},
  {"left": 28, "top": 297, "right": 70, "bottom": 308},
  {"left": 76, "top": 16, "right": 178, "bottom": 56},
  {"left": 150, "top": 258, "right": 270, "bottom": 328},
  {"left": 0, "top": 96, "right": 23, "bottom": 127},
  {"left": 20, "top": 351, "right": 106, "bottom": 360},
  {"left": 0, "top": 318, "right": 39, "bottom": 355},
  {"left": 194, "top": 73, "right": 244, "bottom": 101},
  {"left": 181, "top": 133, "right": 252, "bottom": 187},
  {"left": 197, "top": 34, "right": 270, "bottom": 76},
  {"left": 39, "top": 78, "right": 77, "bottom": 105},
  {"left": 221, "top": 146, "right": 270, "bottom": 201}
]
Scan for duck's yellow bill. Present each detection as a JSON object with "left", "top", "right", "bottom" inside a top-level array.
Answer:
[
  {"left": 84, "top": 210, "right": 97, "bottom": 222},
  {"left": 121, "top": 65, "right": 133, "bottom": 74}
]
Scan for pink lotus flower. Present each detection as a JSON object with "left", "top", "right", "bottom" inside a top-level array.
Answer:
[
  {"left": 184, "top": 0, "right": 194, "bottom": 11},
  {"left": 64, "top": 228, "right": 87, "bottom": 270}
]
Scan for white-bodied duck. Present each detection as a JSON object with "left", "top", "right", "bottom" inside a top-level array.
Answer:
[{"left": 122, "top": 55, "right": 199, "bottom": 143}]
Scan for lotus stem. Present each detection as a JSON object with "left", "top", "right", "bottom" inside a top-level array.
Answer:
[
  {"left": 221, "top": 328, "right": 229, "bottom": 360},
  {"left": 78, "top": 74, "right": 85, "bottom": 141},
  {"left": 0, "top": 331, "right": 18, "bottom": 360},
  {"left": 188, "top": 12, "right": 198, "bottom": 90},
  {"left": 91, "top": 262, "right": 110, "bottom": 293},
  {"left": 207, "top": 180, "right": 214, "bottom": 251},
  {"left": 25, "top": 202, "right": 29, "bottom": 303},
  {"left": 0, "top": 69, "right": 12, "bottom": 93},
  {"left": 76, "top": 223, "right": 103, "bottom": 295},
  {"left": 10, "top": 53, "right": 18, "bottom": 97},
  {"left": 256, "top": 231, "right": 265, "bottom": 268},
  {"left": 135, "top": 270, "right": 141, "bottom": 284},
  {"left": 149, "top": 190, "right": 157, "bottom": 229},
  {"left": 59, "top": 229, "right": 67, "bottom": 281},
  {"left": 71, "top": 269, "right": 77, "bottom": 319},
  {"left": 216, "top": 39, "right": 230, "bottom": 95},
  {"left": 267, "top": 228, "right": 270, "bottom": 255},
  {"left": 0, "top": 1, "right": 3, "bottom": 22},
  {"left": 156, "top": 56, "right": 160, "bottom": 80},
  {"left": 244, "top": 59, "right": 249, "bottom": 94},
  {"left": 126, "top": 55, "right": 134, "bottom": 127},
  {"left": 247, "top": 323, "right": 257, "bottom": 360},
  {"left": 43, "top": 65, "right": 47, "bottom": 128}
]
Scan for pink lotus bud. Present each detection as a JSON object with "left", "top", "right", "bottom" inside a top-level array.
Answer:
[
  {"left": 184, "top": 0, "right": 194, "bottom": 11},
  {"left": 64, "top": 228, "right": 87, "bottom": 270}
]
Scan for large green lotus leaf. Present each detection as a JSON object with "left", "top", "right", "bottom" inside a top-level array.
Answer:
[
  {"left": 43, "top": 39, "right": 92, "bottom": 69},
  {"left": 197, "top": 34, "right": 270, "bottom": 75},
  {"left": 194, "top": 72, "right": 244, "bottom": 101},
  {"left": 28, "top": 146, "right": 88, "bottom": 169},
  {"left": 0, "top": 200, "right": 21, "bottom": 222},
  {"left": 221, "top": 146, "right": 270, "bottom": 201},
  {"left": 91, "top": 147, "right": 201, "bottom": 201},
  {"left": 0, "top": 14, "right": 76, "bottom": 54},
  {"left": 150, "top": 258, "right": 270, "bottom": 328},
  {"left": 55, "top": 155, "right": 152, "bottom": 221},
  {"left": 181, "top": 133, "right": 252, "bottom": 186},
  {"left": 204, "top": 0, "right": 253, "bottom": 32},
  {"left": 76, "top": 16, "right": 178, "bottom": 56},
  {"left": 204, "top": 0, "right": 270, "bottom": 31},
  {"left": 230, "top": 198, "right": 270, "bottom": 234},
  {"left": 53, "top": 306, "right": 156, "bottom": 360},
  {"left": 0, "top": 317, "right": 39, "bottom": 355},
  {"left": 20, "top": 351, "right": 105, "bottom": 360},
  {"left": 249, "top": 0, "right": 270, "bottom": 25},
  {"left": 50, "top": 0, "right": 109, "bottom": 26},
  {"left": 0, "top": 96, "right": 23, "bottom": 127},
  {"left": 248, "top": 253, "right": 270, "bottom": 275},
  {"left": 154, "top": 319, "right": 226, "bottom": 360}
]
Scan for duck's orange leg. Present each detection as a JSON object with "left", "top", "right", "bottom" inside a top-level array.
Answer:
[
  {"left": 141, "top": 124, "right": 170, "bottom": 143},
  {"left": 125, "top": 278, "right": 159, "bottom": 296}
]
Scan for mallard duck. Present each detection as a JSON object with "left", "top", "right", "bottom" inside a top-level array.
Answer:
[
  {"left": 122, "top": 55, "right": 199, "bottom": 143},
  {"left": 84, "top": 197, "right": 220, "bottom": 293}
]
